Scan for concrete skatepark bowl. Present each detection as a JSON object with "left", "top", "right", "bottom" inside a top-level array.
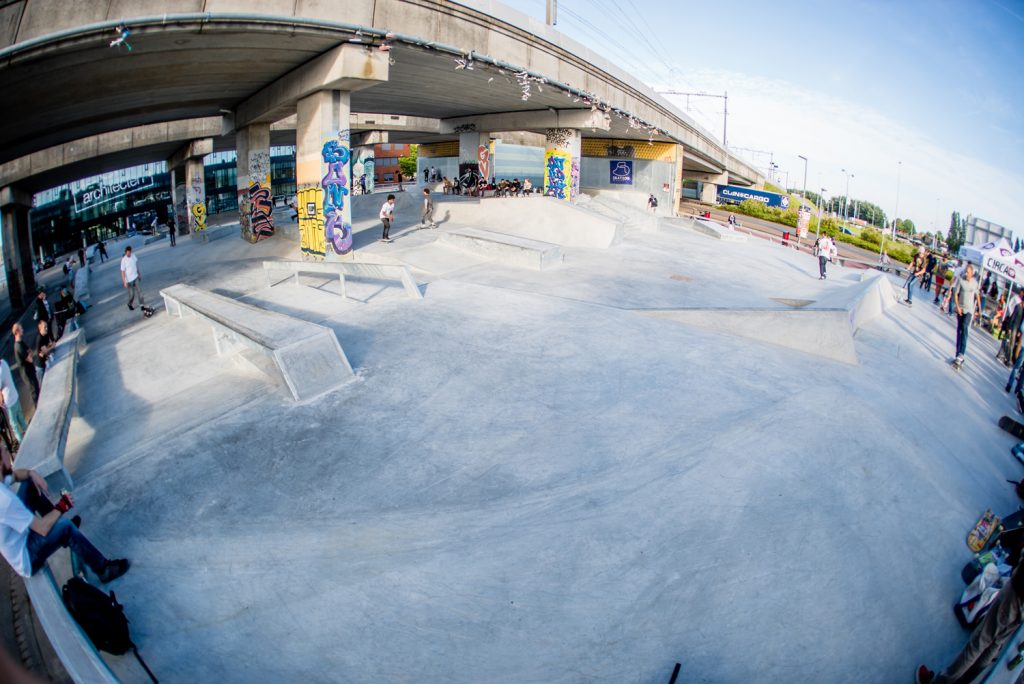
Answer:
[{"left": 44, "top": 195, "right": 1020, "bottom": 683}]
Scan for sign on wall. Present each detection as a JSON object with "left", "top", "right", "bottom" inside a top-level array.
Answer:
[
  {"left": 610, "top": 160, "right": 633, "bottom": 185},
  {"left": 716, "top": 184, "right": 790, "bottom": 209},
  {"left": 73, "top": 175, "right": 156, "bottom": 213}
]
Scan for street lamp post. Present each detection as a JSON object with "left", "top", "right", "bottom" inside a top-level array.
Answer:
[
  {"left": 798, "top": 155, "right": 808, "bottom": 202},
  {"left": 815, "top": 188, "right": 826, "bottom": 239}
]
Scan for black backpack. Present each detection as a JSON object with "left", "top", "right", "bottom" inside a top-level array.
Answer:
[{"left": 61, "top": 577, "right": 158, "bottom": 682}]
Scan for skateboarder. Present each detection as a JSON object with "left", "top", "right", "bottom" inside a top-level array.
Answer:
[
  {"left": 420, "top": 188, "right": 436, "bottom": 229},
  {"left": 904, "top": 247, "right": 927, "bottom": 305},
  {"left": 120, "top": 246, "right": 154, "bottom": 317},
  {"left": 916, "top": 561, "right": 1024, "bottom": 683},
  {"left": 814, "top": 234, "right": 832, "bottom": 279},
  {"left": 950, "top": 262, "right": 981, "bottom": 369},
  {"left": 379, "top": 194, "right": 396, "bottom": 242}
]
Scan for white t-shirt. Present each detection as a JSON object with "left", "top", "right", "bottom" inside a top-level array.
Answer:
[
  {"left": 0, "top": 360, "right": 18, "bottom": 408},
  {"left": 0, "top": 484, "right": 34, "bottom": 577},
  {"left": 121, "top": 253, "right": 140, "bottom": 282},
  {"left": 379, "top": 202, "right": 394, "bottom": 220}
]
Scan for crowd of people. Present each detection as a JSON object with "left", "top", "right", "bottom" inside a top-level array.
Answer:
[{"left": 0, "top": 247, "right": 132, "bottom": 590}]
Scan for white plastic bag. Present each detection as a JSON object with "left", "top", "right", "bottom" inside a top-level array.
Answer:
[{"left": 960, "top": 563, "right": 1005, "bottom": 624}]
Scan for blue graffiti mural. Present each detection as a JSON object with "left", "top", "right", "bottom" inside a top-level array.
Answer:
[
  {"left": 544, "top": 151, "right": 570, "bottom": 200},
  {"left": 321, "top": 139, "right": 352, "bottom": 255}
]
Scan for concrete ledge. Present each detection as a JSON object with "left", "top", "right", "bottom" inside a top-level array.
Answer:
[
  {"left": 439, "top": 227, "right": 563, "bottom": 270},
  {"left": 16, "top": 329, "right": 85, "bottom": 491},
  {"left": 668, "top": 216, "right": 747, "bottom": 242},
  {"left": 440, "top": 197, "right": 622, "bottom": 248},
  {"left": 160, "top": 284, "right": 354, "bottom": 402},
  {"left": 263, "top": 260, "right": 423, "bottom": 299},
  {"left": 24, "top": 568, "right": 120, "bottom": 684}
]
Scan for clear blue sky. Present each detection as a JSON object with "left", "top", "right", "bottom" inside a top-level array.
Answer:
[{"left": 509, "top": 0, "right": 1024, "bottom": 232}]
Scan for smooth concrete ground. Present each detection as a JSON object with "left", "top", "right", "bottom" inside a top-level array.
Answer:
[{"left": 55, "top": 196, "right": 1021, "bottom": 683}]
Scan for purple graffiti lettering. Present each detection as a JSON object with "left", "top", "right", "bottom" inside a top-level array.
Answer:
[
  {"left": 322, "top": 140, "right": 352, "bottom": 254},
  {"left": 249, "top": 183, "right": 274, "bottom": 241}
]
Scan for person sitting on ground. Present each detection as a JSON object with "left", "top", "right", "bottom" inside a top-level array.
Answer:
[
  {"left": 523, "top": 178, "right": 532, "bottom": 195},
  {"left": 11, "top": 324, "right": 38, "bottom": 405},
  {"left": 56, "top": 288, "right": 78, "bottom": 334},
  {"left": 917, "top": 559, "right": 1024, "bottom": 683},
  {"left": 442, "top": 177, "right": 452, "bottom": 195},
  {"left": 0, "top": 445, "right": 130, "bottom": 582}
]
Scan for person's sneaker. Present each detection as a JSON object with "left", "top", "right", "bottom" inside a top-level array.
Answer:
[
  {"left": 99, "top": 558, "right": 130, "bottom": 583},
  {"left": 70, "top": 515, "right": 81, "bottom": 528},
  {"left": 1007, "top": 385, "right": 1013, "bottom": 393},
  {"left": 127, "top": 303, "right": 134, "bottom": 311},
  {"left": 915, "top": 664, "right": 935, "bottom": 684}
]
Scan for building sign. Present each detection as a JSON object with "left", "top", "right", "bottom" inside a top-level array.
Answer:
[
  {"left": 716, "top": 184, "right": 790, "bottom": 209},
  {"left": 797, "top": 206, "right": 811, "bottom": 238},
  {"left": 73, "top": 175, "right": 156, "bottom": 213},
  {"left": 610, "top": 160, "right": 633, "bottom": 185}
]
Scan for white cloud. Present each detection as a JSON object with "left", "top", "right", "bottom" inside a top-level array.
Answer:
[{"left": 663, "top": 69, "right": 1022, "bottom": 235}]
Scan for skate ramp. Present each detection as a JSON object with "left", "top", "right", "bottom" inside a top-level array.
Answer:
[
  {"left": 438, "top": 197, "right": 623, "bottom": 248},
  {"left": 663, "top": 216, "right": 747, "bottom": 242},
  {"left": 637, "top": 273, "right": 895, "bottom": 365}
]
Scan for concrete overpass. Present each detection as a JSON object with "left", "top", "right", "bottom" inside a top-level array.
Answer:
[{"left": 0, "top": 0, "right": 763, "bottom": 305}]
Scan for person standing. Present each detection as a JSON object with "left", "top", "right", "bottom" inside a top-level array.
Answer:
[
  {"left": 168, "top": 221, "right": 176, "bottom": 247},
  {"left": 97, "top": 240, "right": 108, "bottom": 262},
  {"left": 379, "top": 194, "right": 396, "bottom": 242},
  {"left": 420, "top": 188, "right": 436, "bottom": 229},
  {"left": 815, "top": 234, "right": 832, "bottom": 279},
  {"left": 923, "top": 251, "right": 937, "bottom": 291},
  {"left": 647, "top": 194, "right": 658, "bottom": 213},
  {"left": 397, "top": 172, "right": 403, "bottom": 192},
  {"left": 904, "top": 247, "right": 927, "bottom": 305},
  {"left": 951, "top": 262, "right": 982, "bottom": 369},
  {"left": 917, "top": 562, "right": 1024, "bottom": 683},
  {"left": 11, "top": 324, "right": 38, "bottom": 405},
  {"left": 359, "top": 174, "right": 367, "bottom": 195},
  {"left": 120, "top": 246, "right": 153, "bottom": 316},
  {"left": 33, "top": 320, "right": 54, "bottom": 384},
  {"left": 0, "top": 361, "right": 27, "bottom": 446},
  {"left": 33, "top": 289, "right": 51, "bottom": 328}
]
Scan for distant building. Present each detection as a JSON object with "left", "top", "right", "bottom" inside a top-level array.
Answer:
[
  {"left": 965, "top": 215, "right": 1013, "bottom": 246},
  {"left": 373, "top": 143, "right": 412, "bottom": 183}
]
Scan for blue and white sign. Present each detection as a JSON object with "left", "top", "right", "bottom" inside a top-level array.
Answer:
[
  {"left": 610, "top": 160, "right": 633, "bottom": 185},
  {"left": 716, "top": 184, "right": 790, "bottom": 209}
]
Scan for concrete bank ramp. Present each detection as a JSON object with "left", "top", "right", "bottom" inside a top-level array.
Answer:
[
  {"left": 439, "top": 227, "right": 563, "bottom": 270},
  {"left": 439, "top": 196, "right": 623, "bottom": 248},
  {"left": 577, "top": 190, "right": 659, "bottom": 232},
  {"left": 637, "top": 272, "right": 895, "bottom": 364}
]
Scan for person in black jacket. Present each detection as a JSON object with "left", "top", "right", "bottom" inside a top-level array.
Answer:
[{"left": 11, "top": 324, "right": 38, "bottom": 404}]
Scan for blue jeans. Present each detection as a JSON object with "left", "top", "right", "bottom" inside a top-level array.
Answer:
[
  {"left": 18, "top": 482, "right": 107, "bottom": 576},
  {"left": 956, "top": 313, "right": 971, "bottom": 358},
  {"left": 6, "top": 401, "right": 26, "bottom": 443},
  {"left": 905, "top": 274, "right": 918, "bottom": 301},
  {"left": 1008, "top": 349, "right": 1024, "bottom": 393}
]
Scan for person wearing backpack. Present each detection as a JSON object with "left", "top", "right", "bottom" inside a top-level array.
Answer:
[{"left": 0, "top": 447, "right": 129, "bottom": 582}]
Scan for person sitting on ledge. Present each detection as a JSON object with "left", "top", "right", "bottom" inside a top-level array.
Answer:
[{"left": 0, "top": 446, "right": 129, "bottom": 582}]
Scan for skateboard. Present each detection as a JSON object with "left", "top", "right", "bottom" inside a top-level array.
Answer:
[
  {"left": 1001, "top": 416, "right": 1024, "bottom": 440},
  {"left": 142, "top": 306, "right": 155, "bottom": 318},
  {"left": 1013, "top": 442, "right": 1024, "bottom": 466},
  {"left": 967, "top": 508, "right": 1001, "bottom": 552}
]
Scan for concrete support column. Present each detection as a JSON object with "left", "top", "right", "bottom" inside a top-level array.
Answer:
[
  {"left": 543, "top": 128, "right": 582, "bottom": 202},
  {"left": 236, "top": 123, "right": 274, "bottom": 243},
  {"left": 352, "top": 145, "right": 375, "bottom": 196},
  {"left": 458, "top": 130, "right": 490, "bottom": 188},
  {"left": 0, "top": 187, "right": 35, "bottom": 309},
  {"left": 184, "top": 158, "right": 206, "bottom": 238},
  {"left": 296, "top": 89, "right": 353, "bottom": 260},
  {"left": 699, "top": 170, "right": 729, "bottom": 205},
  {"left": 171, "top": 167, "right": 188, "bottom": 237}
]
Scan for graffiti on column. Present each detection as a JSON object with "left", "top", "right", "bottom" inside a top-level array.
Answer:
[
  {"left": 187, "top": 173, "right": 205, "bottom": 233},
  {"left": 191, "top": 202, "right": 207, "bottom": 231},
  {"left": 321, "top": 134, "right": 353, "bottom": 255},
  {"left": 247, "top": 151, "right": 273, "bottom": 242},
  {"left": 174, "top": 183, "right": 188, "bottom": 233},
  {"left": 477, "top": 145, "right": 490, "bottom": 183},
  {"left": 249, "top": 183, "right": 274, "bottom": 241},
  {"left": 544, "top": 150, "right": 571, "bottom": 201},
  {"left": 570, "top": 159, "right": 580, "bottom": 201},
  {"left": 363, "top": 157, "right": 375, "bottom": 194},
  {"left": 238, "top": 188, "right": 253, "bottom": 241},
  {"left": 297, "top": 185, "right": 326, "bottom": 258}
]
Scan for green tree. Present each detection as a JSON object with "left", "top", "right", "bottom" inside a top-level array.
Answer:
[
  {"left": 895, "top": 218, "right": 916, "bottom": 235},
  {"left": 946, "top": 211, "right": 965, "bottom": 255},
  {"left": 398, "top": 144, "right": 419, "bottom": 179}
]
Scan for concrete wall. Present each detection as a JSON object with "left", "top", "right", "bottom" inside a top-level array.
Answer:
[{"left": 580, "top": 158, "right": 674, "bottom": 210}]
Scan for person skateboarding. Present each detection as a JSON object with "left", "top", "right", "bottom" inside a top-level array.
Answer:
[
  {"left": 950, "top": 262, "right": 981, "bottom": 370},
  {"left": 379, "top": 194, "right": 396, "bottom": 242}
]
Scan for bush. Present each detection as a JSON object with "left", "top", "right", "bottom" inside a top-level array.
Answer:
[{"left": 860, "top": 228, "right": 882, "bottom": 247}]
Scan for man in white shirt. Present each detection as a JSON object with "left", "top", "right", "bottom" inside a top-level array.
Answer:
[
  {"left": 379, "top": 194, "right": 396, "bottom": 241},
  {"left": 0, "top": 360, "right": 27, "bottom": 444},
  {"left": 0, "top": 447, "right": 129, "bottom": 581},
  {"left": 815, "top": 234, "right": 832, "bottom": 279},
  {"left": 120, "top": 246, "right": 153, "bottom": 316}
]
